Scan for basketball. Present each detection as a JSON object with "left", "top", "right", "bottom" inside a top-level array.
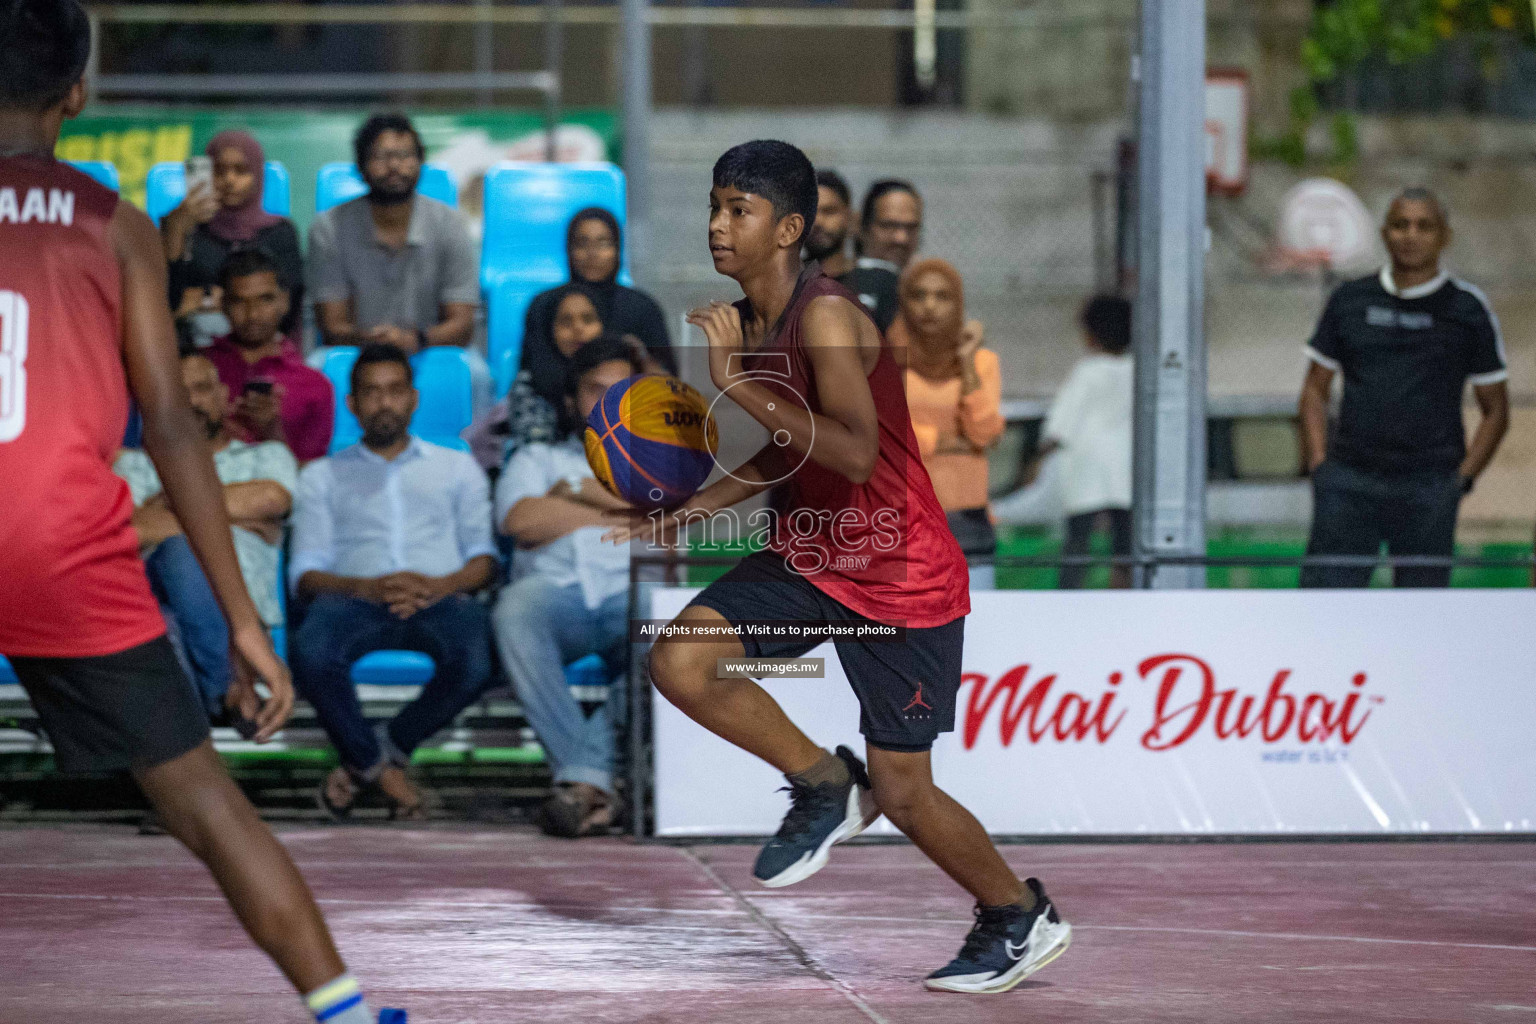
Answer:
[{"left": 584, "top": 374, "right": 719, "bottom": 510}]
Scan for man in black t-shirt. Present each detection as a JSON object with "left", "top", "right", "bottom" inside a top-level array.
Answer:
[
  {"left": 838, "top": 179, "right": 922, "bottom": 332},
  {"left": 1299, "top": 188, "right": 1510, "bottom": 588}
]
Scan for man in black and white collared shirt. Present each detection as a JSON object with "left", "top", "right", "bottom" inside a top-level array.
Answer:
[{"left": 1298, "top": 188, "right": 1509, "bottom": 589}]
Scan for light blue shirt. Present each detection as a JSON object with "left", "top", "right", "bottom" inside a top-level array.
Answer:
[
  {"left": 289, "top": 436, "right": 496, "bottom": 591},
  {"left": 114, "top": 440, "right": 297, "bottom": 627},
  {"left": 495, "top": 438, "right": 632, "bottom": 610}
]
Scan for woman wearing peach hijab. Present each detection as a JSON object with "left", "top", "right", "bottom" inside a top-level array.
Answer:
[{"left": 890, "top": 258, "right": 1006, "bottom": 588}]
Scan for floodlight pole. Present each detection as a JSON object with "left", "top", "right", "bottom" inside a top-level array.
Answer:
[
  {"left": 621, "top": 0, "right": 653, "bottom": 273},
  {"left": 1132, "top": 0, "right": 1208, "bottom": 589}
]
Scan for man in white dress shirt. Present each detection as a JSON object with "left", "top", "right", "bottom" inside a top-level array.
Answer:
[
  {"left": 289, "top": 344, "right": 497, "bottom": 818},
  {"left": 492, "top": 337, "right": 644, "bottom": 837}
]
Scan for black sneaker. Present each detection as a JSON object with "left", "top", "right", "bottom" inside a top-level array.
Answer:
[
  {"left": 924, "top": 878, "right": 1072, "bottom": 994},
  {"left": 752, "top": 746, "right": 880, "bottom": 888}
]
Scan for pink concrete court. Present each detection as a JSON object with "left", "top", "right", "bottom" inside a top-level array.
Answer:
[{"left": 1, "top": 828, "right": 1532, "bottom": 1023}]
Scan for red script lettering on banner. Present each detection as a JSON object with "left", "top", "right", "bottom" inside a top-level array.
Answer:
[{"left": 961, "top": 654, "right": 1379, "bottom": 751}]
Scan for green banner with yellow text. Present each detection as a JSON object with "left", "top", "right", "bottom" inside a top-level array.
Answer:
[{"left": 56, "top": 107, "right": 618, "bottom": 237}]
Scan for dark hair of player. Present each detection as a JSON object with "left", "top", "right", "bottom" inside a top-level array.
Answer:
[
  {"left": 0, "top": 0, "right": 91, "bottom": 111},
  {"left": 350, "top": 343, "right": 415, "bottom": 393},
  {"left": 217, "top": 247, "right": 282, "bottom": 292},
  {"left": 353, "top": 112, "right": 425, "bottom": 168},
  {"left": 713, "top": 140, "right": 818, "bottom": 247},
  {"left": 859, "top": 178, "right": 920, "bottom": 229},
  {"left": 815, "top": 168, "right": 852, "bottom": 208},
  {"left": 1079, "top": 295, "right": 1133, "bottom": 355}
]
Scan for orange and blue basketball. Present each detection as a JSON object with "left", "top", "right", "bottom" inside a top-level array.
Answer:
[{"left": 584, "top": 374, "right": 719, "bottom": 510}]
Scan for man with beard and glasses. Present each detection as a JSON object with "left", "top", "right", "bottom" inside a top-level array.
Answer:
[
  {"left": 308, "top": 113, "right": 489, "bottom": 407},
  {"left": 805, "top": 168, "right": 853, "bottom": 278},
  {"left": 114, "top": 351, "right": 298, "bottom": 718},
  {"left": 840, "top": 179, "right": 923, "bottom": 333},
  {"left": 288, "top": 344, "right": 497, "bottom": 821}
]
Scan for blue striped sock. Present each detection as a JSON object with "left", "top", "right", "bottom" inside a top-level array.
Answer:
[{"left": 305, "top": 974, "right": 374, "bottom": 1024}]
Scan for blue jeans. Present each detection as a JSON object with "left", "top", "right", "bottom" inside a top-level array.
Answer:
[
  {"left": 492, "top": 577, "right": 628, "bottom": 793},
  {"left": 145, "top": 535, "right": 229, "bottom": 717},
  {"left": 290, "top": 593, "right": 495, "bottom": 776},
  {"left": 1302, "top": 459, "right": 1462, "bottom": 589}
]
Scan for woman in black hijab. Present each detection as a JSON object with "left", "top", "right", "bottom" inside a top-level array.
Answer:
[{"left": 522, "top": 207, "right": 675, "bottom": 373}]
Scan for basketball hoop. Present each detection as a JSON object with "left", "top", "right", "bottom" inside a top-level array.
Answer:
[{"left": 1205, "top": 70, "right": 1249, "bottom": 196}]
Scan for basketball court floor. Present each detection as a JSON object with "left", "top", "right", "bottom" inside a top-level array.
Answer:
[{"left": 1, "top": 826, "right": 1532, "bottom": 1023}]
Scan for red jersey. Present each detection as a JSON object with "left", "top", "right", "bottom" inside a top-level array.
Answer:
[
  {"left": 0, "top": 156, "right": 164, "bottom": 658},
  {"left": 741, "top": 268, "right": 970, "bottom": 628}
]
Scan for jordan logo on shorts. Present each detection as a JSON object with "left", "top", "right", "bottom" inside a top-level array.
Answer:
[{"left": 903, "top": 684, "right": 932, "bottom": 714}]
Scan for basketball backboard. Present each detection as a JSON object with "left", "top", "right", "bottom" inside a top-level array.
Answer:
[{"left": 1205, "top": 69, "right": 1249, "bottom": 196}]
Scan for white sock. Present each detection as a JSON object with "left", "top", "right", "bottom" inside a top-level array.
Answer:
[{"left": 305, "top": 973, "right": 374, "bottom": 1024}]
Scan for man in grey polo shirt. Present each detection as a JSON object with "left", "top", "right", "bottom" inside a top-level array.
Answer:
[{"left": 309, "top": 113, "right": 488, "bottom": 404}]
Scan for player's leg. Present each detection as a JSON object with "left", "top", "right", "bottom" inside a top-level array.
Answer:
[
  {"left": 843, "top": 616, "right": 1069, "bottom": 992},
  {"left": 12, "top": 640, "right": 398, "bottom": 1023},
  {"left": 133, "top": 739, "right": 344, "bottom": 990},
  {"left": 865, "top": 744, "right": 1070, "bottom": 993},
  {"left": 650, "top": 552, "right": 880, "bottom": 886},
  {"left": 648, "top": 604, "right": 823, "bottom": 773},
  {"left": 135, "top": 740, "right": 400, "bottom": 1023},
  {"left": 864, "top": 745, "right": 1018, "bottom": 903}
]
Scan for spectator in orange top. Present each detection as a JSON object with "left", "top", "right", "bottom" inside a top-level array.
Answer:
[{"left": 891, "top": 258, "right": 1005, "bottom": 588}]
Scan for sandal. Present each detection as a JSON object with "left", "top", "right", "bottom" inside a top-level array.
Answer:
[
  {"left": 316, "top": 766, "right": 358, "bottom": 821},
  {"left": 376, "top": 765, "right": 428, "bottom": 822}
]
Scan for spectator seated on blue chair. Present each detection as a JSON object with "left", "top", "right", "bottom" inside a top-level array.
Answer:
[
  {"left": 481, "top": 163, "right": 672, "bottom": 395},
  {"left": 308, "top": 113, "right": 490, "bottom": 412},
  {"left": 114, "top": 351, "right": 297, "bottom": 720},
  {"left": 66, "top": 160, "right": 118, "bottom": 190},
  {"left": 152, "top": 133, "right": 303, "bottom": 349},
  {"left": 315, "top": 161, "right": 457, "bottom": 214},
  {"left": 288, "top": 345, "right": 497, "bottom": 821},
  {"left": 316, "top": 345, "right": 475, "bottom": 454},
  {"left": 492, "top": 337, "right": 647, "bottom": 837}
]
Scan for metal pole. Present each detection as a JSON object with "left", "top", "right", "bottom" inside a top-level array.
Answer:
[
  {"left": 543, "top": 0, "right": 563, "bottom": 161},
  {"left": 85, "top": 10, "right": 101, "bottom": 106},
  {"left": 621, "top": 0, "right": 653, "bottom": 273},
  {"left": 475, "top": 0, "right": 494, "bottom": 108},
  {"left": 1132, "top": 0, "right": 1207, "bottom": 589}
]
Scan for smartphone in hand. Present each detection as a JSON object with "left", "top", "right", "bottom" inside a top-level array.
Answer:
[{"left": 185, "top": 155, "right": 213, "bottom": 194}]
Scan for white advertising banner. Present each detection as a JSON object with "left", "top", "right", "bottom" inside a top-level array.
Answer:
[{"left": 649, "top": 588, "right": 1536, "bottom": 837}]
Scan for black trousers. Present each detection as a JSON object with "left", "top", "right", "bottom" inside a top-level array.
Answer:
[
  {"left": 1060, "top": 508, "right": 1132, "bottom": 590},
  {"left": 1301, "top": 459, "right": 1462, "bottom": 589}
]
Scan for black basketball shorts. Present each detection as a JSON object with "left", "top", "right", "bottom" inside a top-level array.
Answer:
[
  {"left": 686, "top": 551, "right": 964, "bottom": 752},
  {"left": 8, "top": 635, "right": 212, "bottom": 775}
]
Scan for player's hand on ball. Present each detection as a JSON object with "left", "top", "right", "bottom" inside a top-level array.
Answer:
[
  {"left": 687, "top": 301, "right": 746, "bottom": 389},
  {"left": 601, "top": 506, "right": 679, "bottom": 547},
  {"left": 230, "top": 623, "right": 294, "bottom": 742}
]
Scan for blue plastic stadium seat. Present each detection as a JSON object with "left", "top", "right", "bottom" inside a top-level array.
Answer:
[
  {"left": 318, "top": 346, "right": 475, "bottom": 455},
  {"left": 480, "top": 162, "right": 630, "bottom": 396},
  {"left": 66, "top": 160, "right": 119, "bottom": 191},
  {"left": 350, "top": 650, "right": 436, "bottom": 687},
  {"left": 563, "top": 653, "right": 610, "bottom": 690},
  {"left": 144, "top": 161, "right": 291, "bottom": 226},
  {"left": 314, "top": 163, "right": 457, "bottom": 214},
  {"left": 0, "top": 655, "right": 17, "bottom": 686},
  {"left": 410, "top": 347, "right": 476, "bottom": 449},
  {"left": 487, "top": 279, "right": 552, "bottom": 396}
]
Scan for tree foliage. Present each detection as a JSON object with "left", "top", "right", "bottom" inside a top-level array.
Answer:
[{"left": 1264, "top": 0, "right": 1535, "bottom": 166}]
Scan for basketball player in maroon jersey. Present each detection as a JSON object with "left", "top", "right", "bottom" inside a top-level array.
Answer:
[
  {"left": 0, "top": 4, "right": 399, "bottom": 1021},
  {"left": 609, "top": 141, "right": 1071, "bottom": 992}
]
